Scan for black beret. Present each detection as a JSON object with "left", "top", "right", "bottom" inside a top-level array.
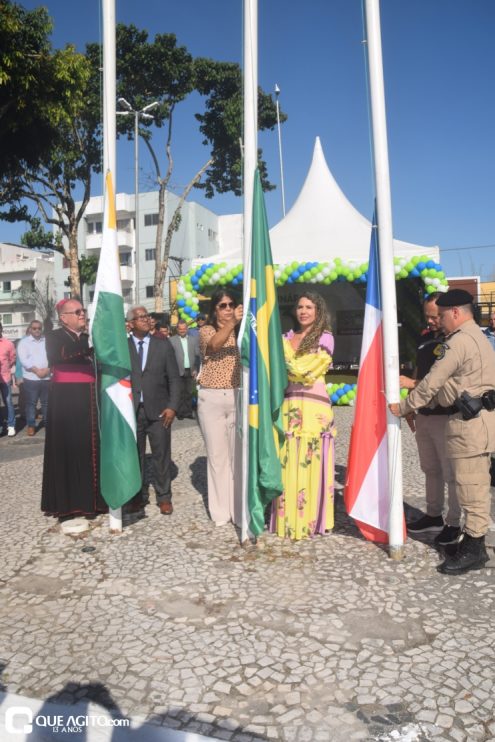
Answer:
[{"left": 436, "top": 289, "right": 474, "bottom": 307}]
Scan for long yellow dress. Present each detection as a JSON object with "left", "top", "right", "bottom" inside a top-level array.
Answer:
[{"left": 271, "top": 330, "right": 336, "bottom": 540}]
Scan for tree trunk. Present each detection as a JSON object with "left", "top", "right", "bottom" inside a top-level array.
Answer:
[
  {"left": 153, "top": 181, "right": 167, "bottom": 313},
  {"left": 68, "top": 224, "right": 81, "bottom": 299},
  {"left": 153, "top": 157, "right": 214, "bottom": 313}
]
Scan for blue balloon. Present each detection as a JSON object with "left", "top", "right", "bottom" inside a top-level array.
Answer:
[
  {"left": 331, "top": 393, "right": 339, "bottom": 403},
  {"left": 426, "top": 260, "right": 435, "bottom": 268},
  {"left": 343, "top": 384, "right": 352, "bottom": 393},
  {"left": 417, "top": 262, "right": 425, "bottom": 271},
  {"left": 287, "top": 277, "right": 293, "bottom": 284},
  {"left": 184, "top": 306, "right": 192, "bottom": 315},
  {"left": 337, "top": 388, "right": 345, "bottom": 397},
  {"left": 177, "top": 299, "right": 185, "bottom": 307}
]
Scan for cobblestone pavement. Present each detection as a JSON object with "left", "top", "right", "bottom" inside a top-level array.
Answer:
[{"left": 0, "top": 409, "right": 494, "bottom": 742}]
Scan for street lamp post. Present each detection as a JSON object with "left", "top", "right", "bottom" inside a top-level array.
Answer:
[
  {"left": 117, "top": 98, "right": 159, "bottom": 304},
  {"left": 274, "top": 84, "right": 286, "bottom": 218}
]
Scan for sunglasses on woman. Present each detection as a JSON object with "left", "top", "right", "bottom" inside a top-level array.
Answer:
[{"left": 217, "top": 301, "right": 235, "bottom": 309}]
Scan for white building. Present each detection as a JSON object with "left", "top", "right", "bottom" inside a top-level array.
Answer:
[
  {"left": 0, "top": 243, "right": 54, "bottom": 339},
  {"left": 54, "top": 190, "right": 223, "bottom": 312}
]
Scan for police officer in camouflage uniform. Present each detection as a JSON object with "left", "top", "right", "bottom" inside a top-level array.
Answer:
[{"left": 390, "top": 289, "right": 495, "bottom": 575}]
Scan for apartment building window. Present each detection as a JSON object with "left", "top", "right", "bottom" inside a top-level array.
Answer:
[
  {"left": 119, "top": 253, "right": 132, "bottom": 266},
  {"left": 145, "top": 285, "right": 154, "bottom": 298},
  {"left": 21, "top": 280, "right": 35, "bottom": 291},
  {"left": 0, "top": 314, "right": 12, "bottom": 325},
  {"left": 208, "top": 228, "right": 217, "bottom": 241},
  {"left": 22, "top": 312, "right": 35, "bottom": 323},
  {"left": 144, "top": 213, "right": 159, "bottom": 227},
  {"left": 87, "top": 221, "right": 103, "bottom": 234},
  {"left": 122, "top": 288, "right": 132, "bottom": 300},
  {"left": 89, "top": 291, "right": 95, "bottom": 302},
  {"left": 117, "top": 219, "right": 131, "bottom": 231},
  {"left": 145, "top": 249, "right": 156, "bottom": 261},
  {"left": 2, "top": 281, "right": 11, "bottom": 292}
]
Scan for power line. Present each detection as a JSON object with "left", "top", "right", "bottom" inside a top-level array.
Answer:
[{"left": 441, "top": 243, "right": 495, "bottom": 253}]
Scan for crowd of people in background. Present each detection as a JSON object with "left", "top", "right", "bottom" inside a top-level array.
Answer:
[{"left": 1, "top": 289, "right": 495, "bottom": 577}]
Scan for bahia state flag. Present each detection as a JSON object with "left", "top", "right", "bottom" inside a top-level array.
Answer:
[
  {"left": 344, "top": 214, "right": 390, "bottom": 542},
  {"left": 90, "top": 170, "right": 141, "bottom": 509},
  {"left": 241, "top": 169, "right": 288, "bottom": 536}
]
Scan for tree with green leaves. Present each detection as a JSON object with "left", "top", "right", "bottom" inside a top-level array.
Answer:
[
  {"left": 0, "top": 2, "right": 61, "bottom": 189},
  {"left": 1, "top": 1, "right": 102, "bottom": 298},
  {"left": 20, "top": 217, "right": 61, "bottom": 251},
  {"left": 102, "top": 25, "right": 285, "bottom": 312}
]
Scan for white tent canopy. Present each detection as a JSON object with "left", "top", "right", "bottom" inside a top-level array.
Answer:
[{"left": 196, "top": 137, "right": 439, "bottom": 266}]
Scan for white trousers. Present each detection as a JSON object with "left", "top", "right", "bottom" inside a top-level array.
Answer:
[{"left": 197, "top": 388, "right": 241, "bottom": 525}]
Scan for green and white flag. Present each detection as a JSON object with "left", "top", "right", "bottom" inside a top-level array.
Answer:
[{"left": 90, "top": 170, "right": 141, "bottom": 508}]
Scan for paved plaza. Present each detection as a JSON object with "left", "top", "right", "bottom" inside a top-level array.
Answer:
[{"left": 0, "top": 408, "right": 494, "bottom": 741}]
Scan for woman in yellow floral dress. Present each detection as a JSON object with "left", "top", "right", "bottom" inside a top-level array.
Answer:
[{"left": 271, "top": 292, "right": 336, "bottom": 540}]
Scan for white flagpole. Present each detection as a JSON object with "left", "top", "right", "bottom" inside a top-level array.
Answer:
[
  {"left": 102, "top": 0, "right": 122, "bottom": 533},
  {"left": 364, "top": 0, "right": 404, "bottom": 558},
  {"left": 238, "top": 0, "right": 258, "bottom": 542}
]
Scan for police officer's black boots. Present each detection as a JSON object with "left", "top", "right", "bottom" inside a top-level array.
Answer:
[{"left": 437, "top": 532, "right": 490, "bottom": 575}]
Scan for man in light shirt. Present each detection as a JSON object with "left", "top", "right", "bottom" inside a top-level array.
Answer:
[
  {"left": 17, "top": 320, "right": 51, "bottom": 436},
  {"left": 170, "top": 319, "right": 200, "bottom": 420}
]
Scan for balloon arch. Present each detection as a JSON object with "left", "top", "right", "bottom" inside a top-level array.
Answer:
[{"left": 176, "top": 254, "right": 448, "bottom": 406}]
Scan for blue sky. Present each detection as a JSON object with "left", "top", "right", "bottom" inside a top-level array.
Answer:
[{"left": 6, "top": 0, "right": 495, "bottom": 280}]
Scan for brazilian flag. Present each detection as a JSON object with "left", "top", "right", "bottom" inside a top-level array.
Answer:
[{"left": 241, "top": 169, "right": 288, "bottom": 535}]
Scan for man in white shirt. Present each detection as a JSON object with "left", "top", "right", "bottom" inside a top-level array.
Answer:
[
  {"left": 170, "top": 320, "right": 200, "bottom": 419},
  {"left": 17, "top": 320, "right": 51, "bottom": 436}
]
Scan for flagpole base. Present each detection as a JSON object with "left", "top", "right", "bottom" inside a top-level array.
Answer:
[
  {"left": 388, "top": 544, "right": 405, "bottom": 561},
  {"left": 109, "top": 508, "right": 122, "bottom": 533}
]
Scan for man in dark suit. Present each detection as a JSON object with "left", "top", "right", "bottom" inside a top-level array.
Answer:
[
  {"left": 127, "top": 306, "right": 181, "bottom": 515},
  {"left": 169, "top": 319, "right": 201, "bottom": 420}
]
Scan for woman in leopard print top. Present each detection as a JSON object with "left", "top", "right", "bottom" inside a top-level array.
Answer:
[{"left": 197, "top": 289, "right": 243, "bottom": 527}]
